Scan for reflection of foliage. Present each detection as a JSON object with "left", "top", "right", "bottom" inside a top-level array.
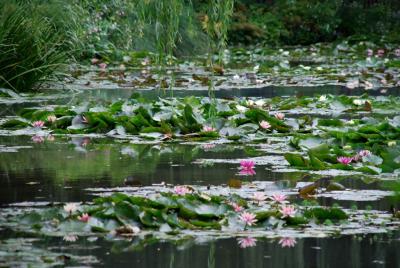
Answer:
[{"left": 0, "top": 139, "right": 200, "bottom": 185}]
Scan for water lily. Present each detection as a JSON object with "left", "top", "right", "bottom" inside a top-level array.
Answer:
[
  {"left": 32, "top": 120, "right": 45, "bottom": 128},
  {"left": 395, "top": 48, "right": 400, "bottom": 57},
  {"left": 64, "top": 203, "right": 79, "bottom": 214},
  {"left": 280, "top": 205, "right": 297, "bottom": 218},
  {"left": 239, "top": 160, "right": 256, "bottom": 175},
  {"left": 47, "top": 115, "right": 57, "bottom": 123},
  {"left": 254, "top": 100, "right": 265, "bottom": 107},
  {"left": 259, "top": 120, "right": 271, "bottom": 129},
  {"left": 252, "top": 192, "right": 267, "bottom": 202},
  {"left": 233, "top": 74, "right": 240, "bottom": 80},
  {"left": 91, "top": 58, "right": 99, "bottom": 65},
  {"left": 337, "top": 156, "right": 352, "bottom": 165},
  {"left": 238, "top": 237, "right": 257, "bottom": 248},
  {"left": 236, "top": 105, "right": 247, "bottom": 113},
  {"left": 319, "top": 95, "right": 327, "bottom": 102},
  {"left": 239, "top": 212, "right": 257, "bottom": 226},
  {"left": 98, "top": 63, "right": 107, "bottom": 69},
  {"left": 202, "top": 125, "right": 216, "bottom": 132},
  {"left": 31, "top": 135, "right": 44, "bottom": 143},
  {"left": 377, "top": 49, "right": 385, "bottom": 57},
  {"left": 202, "top": 143, "right": 216, "bottom": 150},
  {"left": 231, "top": 203, "right": 244, "bottom": 212},
  {"left": 388, "top": 141, "right": 396, "bottom": 147},
  {"left": 46, "top": 135, "right": 55, "bottom": 142},
  {"left": 353, "top": 99, "right": 364, "bottom": 105},
  {"left": 122, "top": 55, "right": 131, "bottom": 62},
  {"left": 358, "top": 150, "right": 371, "bottom": 158},
  {"left": 63, "top": 235, "right": 78, "bottom": 242},
  {"left": 271, "top": 193, "right": 288, "bottom": 203},
  {"left": 346, "top": 80, "right": 359, "bottom": 89},
  {"left": 274, "top": 112, "right": 285, "bottom": 120},
  {"left": 77, "top": 213, "right": 90, "bottom": 223},
  {"left": 240, "top": 160, "right": 255, "bottom": 170},
  {"left": 174, "top": 185, "right": 192, "bottom": 195},
  {"left": 366, "top": 49, "right": 373, "bottom": 57},
  {"left": 279, "top": 237, "right": 297, "bottom": 248}
]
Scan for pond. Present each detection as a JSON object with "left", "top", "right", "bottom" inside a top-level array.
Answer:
[{"left": 0, "top": 86, "right": 400, "bottom": 267}]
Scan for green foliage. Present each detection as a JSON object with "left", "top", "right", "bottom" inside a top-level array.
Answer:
[{"left": 0, "top": 3, "right": 67, "bottom": 91}]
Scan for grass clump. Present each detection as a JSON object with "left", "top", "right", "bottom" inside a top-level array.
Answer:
[{"left": 0, "top": 4, "right": 67, "bottom": 92}]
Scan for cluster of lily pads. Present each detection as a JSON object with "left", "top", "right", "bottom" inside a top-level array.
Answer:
[
  {"left": 1, "top": 94, "right": 399, "bottom": 176},
  {"left": 62, "top": 40, "right": 400, "bottom": 91},
  {"left": 0, "top": 187, "right": 348, "bottom": 238}
]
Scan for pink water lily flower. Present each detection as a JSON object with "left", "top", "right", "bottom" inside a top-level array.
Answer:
[
  {"left": 77, "top": 213, "right": 90, "bottom": 223},
  {"left": 275, "top": 112, "right": 285, "bottom": 120},
  {"left": 366, "top": 49, "right": 373, "bottom": 57},
  {"left": 238, "top": 237, "right": 257, "bottom": 248},
  {"left": 91, "top": 58, "right": 99, "bottom": 65},
  {"left": 174, "top": 185, "right": 192, "bottom": 195},
  {"left": 231, "top": 203, "right": 244, "bottom": 212},
  {"left": 202, "top": 125, "right": 216, "bottom": 132},
  {"left": 252, "top": 192, "right": 267, "bottom": 202},
  {"left": 239, "top": 212, "right": 257, "bottom": 226},
  {"left": 271, "top": 193, "right": 288, "bottom": 203},
  {"left": 377, "top": 49, "right": 385, "bottom": 57},
  {"left": 239, "top": 160, "right": 256, "bottom": 176},
  {"left": 280, "top": 205, "right": 297, "bottom": 218},
  {"left": 32, "top": 120, "right": 45, "bottom": 128},
  {"left": 337, "top": 156, "right": 353, "bottom": 165},
  {"left": 259, "top": 120, "right": 271, "bottom": 129},
  {"left": 395, "top": 48, "right": 400, "bottom": 57},
  {"left": 31, "top": 135, "right": 44, "bottom": 143},
  {"left": 279, "top": 237, "right": 297, "bottom": 248},
  {"left": 353, "top": 150, "right": 371, "bottom": 161},
  {"left": 240, "top": 160, "right": 255, "bottom": 170},
  {"left": 63, "top": 235, "right": 78, "bottom": 242},
  {"left": 98, "top": 63, "right": 107, "bottom": 69}
]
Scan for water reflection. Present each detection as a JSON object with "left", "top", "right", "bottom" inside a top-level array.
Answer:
[{"left": 3, "top": 232, "right": 395, "bottom": 268}]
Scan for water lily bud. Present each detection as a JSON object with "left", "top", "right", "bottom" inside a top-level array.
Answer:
[{"left": 343, "top": 145, "right": 352, "bottom": 150}]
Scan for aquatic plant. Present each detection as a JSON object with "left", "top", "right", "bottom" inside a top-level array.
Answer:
[
  {"left": 337, "top": 156, "right": 353, "bottom": 165},
  {"left": 280, "top": 206, "right": 297, "bottom": 218},
  {"left": 238, "top": 212, "right": 257, "bottom": 227}
]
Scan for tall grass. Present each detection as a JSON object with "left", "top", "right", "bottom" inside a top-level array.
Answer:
[{"left": 0, "top": 4, "right": 68, "bottom": 92}]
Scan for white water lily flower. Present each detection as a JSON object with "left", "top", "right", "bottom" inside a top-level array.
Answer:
[
  {"left": 236, "top": 105, "right": 247, "bottom": 113},
  {"left": 353, "top": 99, "right": 364, "bottom": 106},
  {"left": 246, "top": 100, "right": 255, "bottom": 106},
  {"left": 253, "top": 65, "right": 259, "bottom": 72},
  {"left": 233, "top": 74, "right": 240, "bottom": 80},
  {"left": 319, "top": 95, "right": 327, "bottom": 102},
  {"left": 254, "top": 99, "right": 265, "bottom": 107},
  {"left": 364, "top": 81, "right": 373, "bottom": 90},
  {"left": 388, "top": 141, "right": 397, "bottom": 146},
  {"left": 122, "top": 56, "right": 131, "bottom": 62},
  {"left": 282, "top": 51, "right": 289, "bottom": 56},
  {"left": 316, "top": 66, "right": 323, "bottom": 71},
  {"left": 64, "top": 203, "right": 79, "bottom": 214}
]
